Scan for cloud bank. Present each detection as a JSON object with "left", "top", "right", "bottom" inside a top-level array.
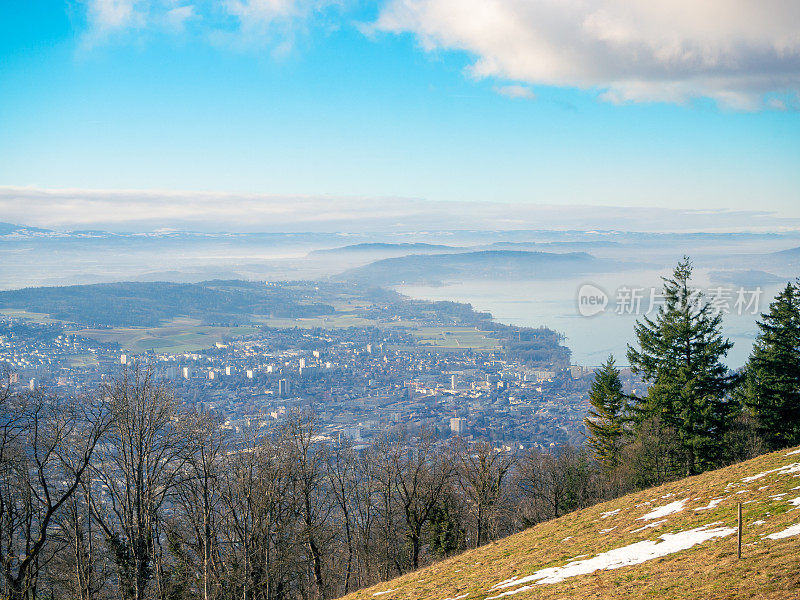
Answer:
[
  {"left": 1, "top": 186, "right": 798, "bottom": 233},
  {"left": 376, "top": 0, "right": 800, "bottom": 109}
]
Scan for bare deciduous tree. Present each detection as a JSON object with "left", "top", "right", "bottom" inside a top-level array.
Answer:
[
  {"left": 0, "top": 373, "right": 109, "bottom": 600},
  {"left": 456, "top": 440, "right": 513, "bottom": 548},
  {"left": 90, "top": 368, "right": 190, "bottom": 600}
]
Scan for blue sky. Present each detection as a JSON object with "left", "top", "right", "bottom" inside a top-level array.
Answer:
[{"left": 1, "top": 1, "right": 799, "bottom": 231}]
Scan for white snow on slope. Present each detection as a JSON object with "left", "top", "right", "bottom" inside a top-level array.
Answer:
[
  {"left": 765, "top": 523, "right": 800, "bottom": 540},
  {"left": 373, "top": 589, "right": 397, "bottom": 596},
  {"left": 789, "top": 497, "right": 800, "bottom": 507},
  {"left": 600, "top": 509, "right": 620, "bottom": 519},
  {"left": 440, "top": 594, "right": 468, "bottom": 600},
  {"left": 785, "top": 449, "right": 800, "bottom": 456},
  {"left": 599, "top": 527, "right": 616, "bottom": 534},
  {"left": 487, "top": 525, "right": 736, "bottom": 596},
  {"left": 694, "top": 498, "right": 725, "bottom": 511},
  {"left": 632, "top": 519, "right": 666, "bottom": 533},
  {"left": 639, "top": 500, "right": 686, "bottom": 520},
  {"left": 742, "top": 462, "right": 800, "bottom": 483}
]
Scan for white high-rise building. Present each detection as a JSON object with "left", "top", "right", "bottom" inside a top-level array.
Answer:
[{"left": 450, "top": 417, "right": 467, "bottom": 436}]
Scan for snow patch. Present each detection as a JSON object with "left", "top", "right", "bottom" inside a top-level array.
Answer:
[
  {"left": 765, "top": 523, "right": 800, "bottom": 540},
  {"left": 742, "top": 462, "right": 800, "bottom": 483},
  {"left": 487, "top": 525, "right": 736, "bottom": 594},
  {"left": 639, "top": 499, "right": 686, "bottom": 520},
  {"left": 632, "top": 519, "right": 666, "bottom": 533},
  {"left": 752, "top": 520, "right": 766, "bottom": 525},
  {"left": 789, "top": 497, "right": 800, "bottom": 507},
  {"left": 785, "top": 449, "right": 800, "bottom": 456},
  {"left": 561, "top": 536, "right": 573, "bottom": 542},
  {"left": 441, "top": 594, "right": 468, "bottom": 600},
  {"left": 694, "top": 498, "right": 725, "bottom": 511},
  {"left": 599, "top": 527, "right": 616, "bottom": 534},
  {"left": 600, "top": 509, "right": 621, "bottom": 519},
  {"left": 373, "top": 589, "right": 398, "bottom": 596}
]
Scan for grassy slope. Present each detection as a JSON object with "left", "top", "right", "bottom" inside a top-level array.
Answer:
[{"left": 343, "top": 447, "right": 800, "bottom": 600}]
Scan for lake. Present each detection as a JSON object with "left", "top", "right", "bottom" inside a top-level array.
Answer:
[{"left": 397, "top": 269, "right": 784, "bottom": 369}]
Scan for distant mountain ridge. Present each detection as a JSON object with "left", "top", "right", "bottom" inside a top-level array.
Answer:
[
  {"left": 310, "top": 242, "right": 464, "bottom": 256},
  {"left": 0, "top": 222, "right": 57, "bottom": 236},
  {"left": 336, "top": 250, "right": 638, "bottom": 285}
]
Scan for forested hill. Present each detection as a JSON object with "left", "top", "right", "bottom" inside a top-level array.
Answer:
[
  {"left": 0, "top": 280, "right": 335, "bottom": 327},
  {"left": 336, "top": 250, "right": 635, "bottom": 286},
  {"left": 343, "top": 446, "right": 800, "bottom": 600}
]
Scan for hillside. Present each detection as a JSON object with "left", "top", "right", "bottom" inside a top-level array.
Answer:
[
  {"left": 343, "top": 447, "right": 800, "bottom": 600},
  {"left": 0, "top": 280, "right": 335, "bottom": 327},
  {"left": 310, "top": 243, "right": 465, "bottom": 256},
  {"left": 336, "top": 250, "right": 634, "bottom": 286}
]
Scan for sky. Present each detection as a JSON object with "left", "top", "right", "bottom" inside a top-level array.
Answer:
[{"left": 1, "top": 1, "right": 799, "bottom": 231}]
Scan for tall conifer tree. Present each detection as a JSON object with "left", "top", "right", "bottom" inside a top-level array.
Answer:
[
  {"left": 584, "top": 355, "right": 626, "bottom": 470},
  {"left": 627, "top": 257, "right": 736, "bottom": 475},
  {"left": 741, "top": 282, "right": 800, "bottom": 450}
]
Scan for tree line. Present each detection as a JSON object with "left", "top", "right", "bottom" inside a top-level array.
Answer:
[
  {"left": 0, "top": 368, "right": 615, "bottom": 600},
  {"left": 585, "top": 257, "right": 800, "bottom": 484}
]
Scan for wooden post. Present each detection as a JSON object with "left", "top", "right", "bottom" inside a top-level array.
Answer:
[{"left": 737, "top": 502, "right": 743, "bottom": 559}]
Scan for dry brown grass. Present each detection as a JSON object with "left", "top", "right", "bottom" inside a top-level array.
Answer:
[{"left": 341, "top": 447, "right": 800, "bottom": 600}]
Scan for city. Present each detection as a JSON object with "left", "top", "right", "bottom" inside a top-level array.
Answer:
[{"left": 0, "top": 279, "right": 640, "bottom": 450}]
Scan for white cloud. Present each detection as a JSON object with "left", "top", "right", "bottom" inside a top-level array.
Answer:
[
  {"left": 86, "top": 0, "right": 143, "bottom": 31},
  {"left": 225, "top": 0, "right": 304, "bottom": 24},
  {"left": 81, "top": 0, "right": 346, "bottom": 50},
  {"left": 1, "top": 186, "right": 799, "bottom": 233},
  {"left": 495, "top": 84, "right": 535, "bottom": 99},
  {"left": 375, "top": 0, "right": 800, "bottom": 109},
  {"left": 163, "top": 4, "right": 196, "bottom": 31}
]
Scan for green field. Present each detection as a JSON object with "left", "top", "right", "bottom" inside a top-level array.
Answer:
[
  {"left": 70, "top": 318, "right": 259, "bottom": 353},
  {"left": 0, "top": 308, "right": 64, "bottom": 323},
  {"left": 254, "top": 314, "right": 379, "bottom": 329},
  {"left": 255, "top": 312, "right": 501, "bottom": 351},
  {"left": 65, "top": 353, "right": 100, "bottom": 368},
  {"left": 5, "top": 301, "right": 500, "bottom": 353},
  {"left": 407, "top": 326, "right": 501, "bottom": 350}
]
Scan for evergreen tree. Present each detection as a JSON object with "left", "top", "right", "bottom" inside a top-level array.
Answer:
[
  {"left": 584, "top": 355, "right": 627, "bottom": 470},
  {"left": 741, "top": 282, "right": 800, "bottom": 450},
  {"left": 627, "top": 257, "right": 736, "bottom": 476}
]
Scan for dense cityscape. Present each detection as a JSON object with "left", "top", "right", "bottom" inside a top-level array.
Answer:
[{"left": 0, "top": 280, "right": 638, "bottom": 448}]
